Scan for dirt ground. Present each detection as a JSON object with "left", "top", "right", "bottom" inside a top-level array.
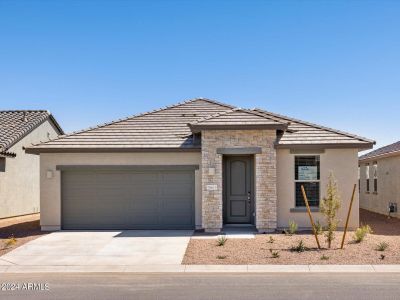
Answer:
[
  {"left": 0, "top": 214, "right": 48, "bottom": 256},
  {"left": 183, "top": 209, "right": 400, "bottom": 265}
]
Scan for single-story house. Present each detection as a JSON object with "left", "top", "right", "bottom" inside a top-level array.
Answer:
[
  {"left": 359, "top": 141, "right": 400, "bottom": 218},
  {"left": 0, "top": 110, "right": 63, "bottom": 219},
  {"left": 26, "top": 98, "right": 374, "bottom": 232}
]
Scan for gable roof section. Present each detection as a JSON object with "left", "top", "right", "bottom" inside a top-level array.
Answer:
[
  {"left": 359, "top": 141, "right": 400, "bottom": 161},
  {"left": 0, "top": 110, "right": 63, "bottom": 157},
  {"left": 253, "top": 108, "right": 374, "bottom": 149},
  {"left": 26, "top": 99, "right": 233, "bottom": 153},
  {"left": 188, "top": 108, "right": 288, "bottom": 133}
]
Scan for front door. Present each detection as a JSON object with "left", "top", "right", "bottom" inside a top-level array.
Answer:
[{"left": 224, "top": 156, "right": 253, "bottom": 224}]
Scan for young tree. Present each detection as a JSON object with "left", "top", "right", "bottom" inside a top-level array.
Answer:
[{"left": 320, "top": 173, "right": 341, "bottom": 248}]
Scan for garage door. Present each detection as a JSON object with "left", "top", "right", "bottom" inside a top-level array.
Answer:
[{"left": 61, "top": 166, "right": 195, "bottom": 230}]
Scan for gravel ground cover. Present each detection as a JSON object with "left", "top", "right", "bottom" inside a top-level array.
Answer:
[
  {"left": 0, "top": 214, "right": 48, "bottom": 256},
  {"left": 183, "top": 209, "right": 400, "bottom": 265}
]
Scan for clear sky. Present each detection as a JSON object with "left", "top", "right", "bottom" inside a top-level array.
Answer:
[{"left": 1, "top": 0, "right": 399, "bottom": 151}]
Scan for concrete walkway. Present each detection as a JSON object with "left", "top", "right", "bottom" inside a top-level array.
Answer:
[
  {"left": 0, "top": 230, "right": 192, "bottom": 267},
  {"left": 1, "top": 264, "right": 400, "bottom": 273}
]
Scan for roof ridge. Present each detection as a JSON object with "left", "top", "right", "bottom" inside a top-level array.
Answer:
[
  {"left": 0, "top": 110, "right": 50, "bottom": 113},
  {"left": 29, "top": 98, "right": 232, "bottom": 147},
  {"left": 253, "top": 108, "right": 375, "bottom": 144}
]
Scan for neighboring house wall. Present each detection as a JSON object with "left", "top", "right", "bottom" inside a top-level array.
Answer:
[
  {"left": 359, "top": 155, "right": 400, "bottom": 217},
  {"left": 277, "top": 148, "right": 359, "bottom": 230},
  {"left": 39, "top": 152, "right": 202, "bottom": 231},
  {"left": 0, "top": 120, "right": 59, "bottom": 219}
]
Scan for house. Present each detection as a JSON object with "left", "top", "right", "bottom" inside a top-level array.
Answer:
[
  {"left": 26, "top": 99, "right": 374, "bottom": 232},
  {"left": 0, "top": 111, "right": 63, "bottom": 219},
  {"left": 359, "top": 141, "right": 400, "bottom": 218}
]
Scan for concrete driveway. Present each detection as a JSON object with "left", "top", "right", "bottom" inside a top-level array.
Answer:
[{"left": 0, "top": 230, "right": 192, "bottom": 267}]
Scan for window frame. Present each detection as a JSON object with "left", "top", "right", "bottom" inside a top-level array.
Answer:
[
  {"left": 294, "top": 155, "right": 321, "bottom": 208},
  {"left": 373, "top": 161, "right": 378, "bottom": 194},
  {"left": 366, "top": 163, "right": 370, "bottom": 193}
]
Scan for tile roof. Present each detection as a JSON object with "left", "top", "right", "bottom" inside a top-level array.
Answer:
[
  {"left": 253, "top": 108, "right": 374, "bottom": 148},
  {"left": 26, "top": 98, "right": 374, "bottom": 153},
  {"left": 359, "top": 141, "right": 400, "bottom": 161},
  {"left": 188, "top": 108, "right": 288, "bottom": 132},
  {"left": 0, "top": 110, "right": 63, "bottom": 155}
]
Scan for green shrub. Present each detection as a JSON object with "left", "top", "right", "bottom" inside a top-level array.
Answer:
[
  {"left": 320, "top": 254, "right": 329, "bottom": 260},
  {"left": 269, "top": 249, "right": 280, "bottom": 258},
  {"left": 288, "top": 220, "right": 298, "bottom": 235},
  {"left": 217, "top": 235, "right": 227, "bottom": 246},
  {"left": 290, "top": 240, "right": 308, "bottom": 253},
  {"left": 376, "top": 241, "right": 389, "bottom": 251},
  {"left": 353, "top": 225, "right": 372, "bottom": 243},
  {"left": 217, "top": 255, "right": 227, "bottom": 259}
]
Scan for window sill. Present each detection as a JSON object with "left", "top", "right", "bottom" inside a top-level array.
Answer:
[{"left": 290, "top": 207, "right": 320, "bottom": 213}]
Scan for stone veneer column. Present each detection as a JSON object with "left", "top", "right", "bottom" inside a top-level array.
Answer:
[{"left": 201, "top": 129, "right": 277, "bottom": 233}]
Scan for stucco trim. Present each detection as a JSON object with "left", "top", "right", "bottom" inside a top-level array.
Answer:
[
  {"left": 290, "top": 207, "right": 320, "bottom": 213},
  {"left": 56, "top": 165, "right": 200, "bottom": 171},
  {"left": 26, "top": 147, "right": 201, "bottom": 155},
  {"left": 217, "top": 147, "right": 262, "bottom": 155}
]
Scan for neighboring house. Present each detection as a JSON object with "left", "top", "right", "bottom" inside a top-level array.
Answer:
[
  {"left": 359, "top": 141, "right": 400, "bottom": 218},
  {"left": 0, "top": 111, "right": 63, "bottom": 219},
  {"left": 26, "top": 99, "right": 374, "bottom": 232}
]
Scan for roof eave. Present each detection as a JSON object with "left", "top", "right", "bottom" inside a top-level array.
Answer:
[
  {"left": 275, "top": 142, "right": 374, "bottom": 150},
  {"left": 359, "top": 150, "right": 400, "bottom": 162},
  {"left": 25, "top": 146, "right": 201, "bottom": 155}
]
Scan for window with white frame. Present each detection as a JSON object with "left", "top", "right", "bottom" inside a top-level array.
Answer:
[
  {"left": 373, "top": 161, "right": 378, "bottom": 193},
  {"left": 366, "top": 163, "right": 370, "bottom": 192},
  {"left": 294, "top": 156, "right": 320, "bottom": 207}
]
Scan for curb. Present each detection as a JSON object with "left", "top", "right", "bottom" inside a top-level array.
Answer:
[{"left": 1, "top": 265, "right": 400, "bottom": 273}]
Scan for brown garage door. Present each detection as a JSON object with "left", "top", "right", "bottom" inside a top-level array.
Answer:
[{"left": 61, "top": 166, "right": 195, "bottom": 230}]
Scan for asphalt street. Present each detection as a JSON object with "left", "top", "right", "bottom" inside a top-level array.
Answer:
[{"left": 1, "top": 273, "right": 400, "bottom": 300}]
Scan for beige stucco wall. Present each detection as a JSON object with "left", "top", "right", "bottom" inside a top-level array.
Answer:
[
  {"left": 0, "top": 120, "right": 60, "bottom": 219},
  {"left": 359, "top": 155, "right": 400, "bottom": 217},
  {"left": 277, "top": 148, "right": 359, "bottom": 230},
  {"left": 39, "top": 152, "right": 202, "bottom": 230}
]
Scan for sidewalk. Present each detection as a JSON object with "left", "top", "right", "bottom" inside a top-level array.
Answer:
[{"left": 1, "top": 264, "right": 400, "bottom": 273}]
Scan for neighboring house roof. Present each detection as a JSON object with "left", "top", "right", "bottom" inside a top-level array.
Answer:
[
  {"left": 0, "top": 110, "right": 64, "bottom": 157},
  {"left": 25, "top": 98, "right": 374, "bottom": 153},
  {"left": 359, "top": 141, "right": 400, "bottom": 161},
  {"left": 188, "top": 108, "right": 288, "bottom": 133}
]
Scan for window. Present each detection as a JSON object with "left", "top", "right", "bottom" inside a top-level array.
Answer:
[
  {"left": 0, "top": 158, "right": 5, "bottom": 172},
  {"left": 295, "top": 156, "right": 320, "bottom": 207},
  {"left": 366, "top": 163, "right": 370, "bottom": 192},
  {"left": 373, "top": 161, "right": 378, "bottom": 193}
]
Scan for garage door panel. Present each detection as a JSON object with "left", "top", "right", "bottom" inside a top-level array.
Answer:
[{"left": 62, "top": 168, "right": 194, "bottom": 229}]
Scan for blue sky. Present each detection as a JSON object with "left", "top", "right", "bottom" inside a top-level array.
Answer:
[{"left": 1, "top": 0, "right": 399, "bottom": 150}]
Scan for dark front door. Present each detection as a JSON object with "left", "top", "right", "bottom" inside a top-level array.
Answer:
[{"left": 224, "top": 156, "right": 253, "bottom": 224}]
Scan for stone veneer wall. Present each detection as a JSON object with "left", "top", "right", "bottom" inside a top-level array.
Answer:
[{"left": 201, "top": 129, "right": 277, "bottom": 232}]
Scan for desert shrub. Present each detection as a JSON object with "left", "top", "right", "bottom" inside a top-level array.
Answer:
[
  {"left": 217, "top": 235, "right": 227, "bottom": 246},
  {"left": 216, "top": 255, "right": 227, "bottom": 259},
  {"left": 3, "top": 235, "right": 17, "bottom": 249},
  {"left": 320, "top": 254, "right": 329, "bottom": 260},
  {"left": 269, "top": 249, "right": 280, "bottom": 258},
  {"left": 288, "top": 220, "right": 298, "bottom": 235},
  {"left": 376, "top": 241, "right": 389, "bottom": 251},
  {"left": 315, "top": 220, "right": 323, "bottom": 235},
  {"left": 353, "top": 225, "right": 372, "bottom": 243},
  {"left": 290, "top": 240, "right": 308, "bottom": 253},
  {"left": 320, "top": 173, "right": 341, "bottom": 248},
  {"left": 380, "top": 254, "right": 385, "bottom": 260},
  {"left": 268, "top": 236, "right": 275, "bottom": 244}
]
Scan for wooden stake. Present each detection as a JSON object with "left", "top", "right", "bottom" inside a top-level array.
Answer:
[
  {"left": 301, "top": 185, "right": 321, "bottom": 249},
  {"left": 340, "top": 184, "right": 357, "bottom": 249}
]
